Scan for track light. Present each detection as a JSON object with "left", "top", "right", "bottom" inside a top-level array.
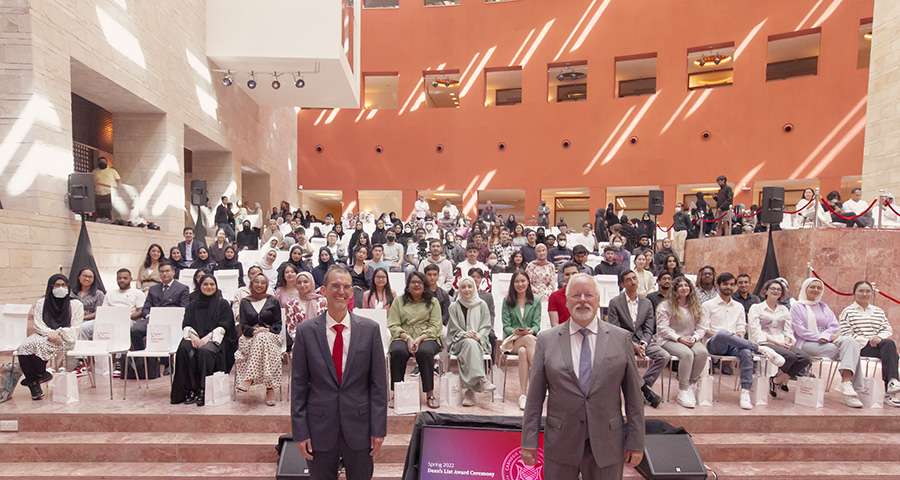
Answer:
[
  {"left": 432, "top": 80, "right": 439, "bottom": 88},
  {"left": 221, "top": 71, "right": 233, "bottom": 87},
  {"left": 247, "top": 72, "right": 257, "bottom": 89},
  {"left": 557, "top": 73, "right": 565, "bottom": 82},
  {"left": 714, "top": 57, "right": 721, "bottom": 65},
  {"left": 295, "top": 77, "right": 305, "bottom": 88},
  {"left": 698, "top": 59, "right": 706, "bottom": 67}
]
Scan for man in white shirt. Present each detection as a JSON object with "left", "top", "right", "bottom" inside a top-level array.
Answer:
[
  {"left": 843, "top": 187, "right": 873, "bottom": 227},
  {"left": 703, "top": 272, "right": 784, "bottom": 410},
  {"left": 81, "top": 268, "right": 146, "bottom": 341},
  {"left": 440, "top": 199, "right": 458, "bottom": 219},
  {"left": 414, "top": 193, "right": 430, "bottom": 221},
  {"left": 569, "top": 222, "right": 598, "bottom": 253},
  {"left": 417, "top": 239, "right": 454, "bottom": 292},
  {"left": 452, "top": 244, "right": 488, "bottom": 293}
]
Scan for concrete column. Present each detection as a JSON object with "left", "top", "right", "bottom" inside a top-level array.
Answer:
[
  {"left": 524, "top": 188, "right": 541, "bottom": 225},
  {"left": 401, "top": 189, "right": 417, "bottom": 222},
  {"left": 589, "top": 187, "right": 607, "bottom": 223},
  {"left": 342, "top": 189, "right": 358, "bottom": 218}
]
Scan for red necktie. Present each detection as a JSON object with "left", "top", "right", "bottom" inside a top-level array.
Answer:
[{"left": 332, "top": 324, "right": 345, "bottom": 384}]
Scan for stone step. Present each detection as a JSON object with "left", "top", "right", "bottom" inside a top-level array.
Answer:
[{"left": 0, "top": 462, "right": 403, "bottom": 480}]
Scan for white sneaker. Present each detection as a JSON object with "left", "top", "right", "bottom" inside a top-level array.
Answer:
[
  {"left": 478, "top": 378, "right": 497, "bottom": 392},
  {"left": 518, "top": 394, "right": 527, "bottom": 410},
  {"left": 757, "top": 346, "right": 785, "bottom": 367},
  {"left": 462, "top": 389, "right": 476, "bottom": 407},
  {"left": 841, "top": 395, "right": 863, "bottom": 408},
  {"left": 676, "top": 388, "right": 696, "bottom": 409},
  {"left": 740, "top": 389, "right": 753, "bottom": 410},
  {"left": 884, "top": 394, "right": 900, "bottom": 408},
  {"left": 887, "top": 379, "right": 900, "bottom": 394},
  {"left": 835, "top": 381, "right": 858, "bottom": 398}
]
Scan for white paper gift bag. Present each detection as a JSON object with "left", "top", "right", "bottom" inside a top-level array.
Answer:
[
  {"left": 491, "top": 367, "right": 505, "bottom": 401},
  {"left": 857, "top": 377, "right": 885, "bottom": 409},
  {"left": 51, "top": 371, "right": 79, "bottom": 404},
  {"left": 696, "top": 374, "right": 714, "bottom": 407},
  {"left": 439, "top": 372, "right": 462, "bottom": 407},
  {"left": 394, "top": 381, "right": 420, "bottom": 415},
  {"left": 147, "top": 324, "right": 171, "bottom": 351},
  {"left": 794, "top": 376, "right": 825, "bottom": 408},
  {"left": 749, "top": 375, "right": 768, "bottom": 406},
  {"left": 204, "top": 371, "right": 231, "bottom": 407}
]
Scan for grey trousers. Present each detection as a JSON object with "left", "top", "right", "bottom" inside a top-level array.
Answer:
[
  {"left": 543, "top": 438, "right": 624, "bottom": 480},
  {"left": 660, "top": 340, "right": 709, "bottom": 388},
  {"left": 800, "top": 336, "right": 863, "bottom": 391}
]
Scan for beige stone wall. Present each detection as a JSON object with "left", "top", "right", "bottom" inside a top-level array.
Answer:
[
  {"left": 0, "top": 0, "right": 298, "bottom": 304},
  {"left": 863, "top": 0, "right": 900, "bottom": 198}
]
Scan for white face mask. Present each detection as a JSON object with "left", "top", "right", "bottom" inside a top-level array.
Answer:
[
  {"left": 613, "top": 242, "right": 622, "bottom": 248},
  {"left": 675, "top": 207, "right": 682, "bottom": 212},
  {"left": 558, "top": 241, "right": 566, "bottom": 248},
  {"left": 52, "top": 287, "right": 68, "bottom": 298},
  {"left": 488, "top": 259, "right": 498, "bottom": 266}
]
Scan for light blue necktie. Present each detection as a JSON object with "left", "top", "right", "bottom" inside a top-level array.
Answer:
[{"left": 579, "top": 328, "right": 592, "bottom": 440}]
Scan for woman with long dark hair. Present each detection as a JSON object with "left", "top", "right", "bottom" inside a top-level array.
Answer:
[
  {"left": 70, "top": 267, "right": 104, "bottom": 321},
  {"left": 137, "top": 243, "right": 166, "bottom": 291},
  {"left": 500, "top": 270, "right": 541, "bottom": 410},
  {"left": 505, "top": 250, "right": 526, "bottom": 273},
  {"left": 363, "top": 267, "right": 396, "bottom": 311}
]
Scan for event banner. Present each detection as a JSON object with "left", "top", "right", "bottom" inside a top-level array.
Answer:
[{"left": 419, "top": 426, "right": 545, "bottom": 480}]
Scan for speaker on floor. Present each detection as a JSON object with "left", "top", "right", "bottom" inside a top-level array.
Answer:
[
  {"left": 276, "top": 441, "right": 311, "bottom": 479},
  {"left": 635, "top": 434, "right": 707, "bottom": 480},
  {"left": 190, "top": 179, "right": 208, "bottom": 206},
  {"left": 759, "top": 186, "right": 785, "bottom": 225},
  {"left": 648, "top": 190, "right": 665, "bottom": 216},
  {"left": 67, "top": 172, "right": 95, "bottom": 213}
]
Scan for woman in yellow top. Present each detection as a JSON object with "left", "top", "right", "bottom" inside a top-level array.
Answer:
[
  {"left": 501, "top": 270, "right": 541, "bottom": 410},
  {"left": 388, "top": 271, "right": 443, "bottom": 409}
]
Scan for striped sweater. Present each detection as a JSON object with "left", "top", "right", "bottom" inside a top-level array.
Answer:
[{"left": 839, "top": 302, "right": 893, "bottom": 348}]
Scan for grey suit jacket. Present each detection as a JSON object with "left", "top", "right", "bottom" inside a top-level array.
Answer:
[
  {"left": 291, "top": 311, "right": 388, "bottom": 452},
  {"left": 521, "top": 319, "right": 645, "bottom": 468},
  {"left": 606, "top": 292, "right": 656, "bottom": 345}
]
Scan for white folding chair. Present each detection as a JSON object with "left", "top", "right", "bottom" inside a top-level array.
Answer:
[
  {"left": 178, "top": 268, "right": 197, "bottom": 291},
  {"left": 388, "top": 272, "right": 407, "bottom": 292},
  {"left": 1, "top": 304, "right": 30, "bottom": 371},
  {"left": 356, "top": 308, "right": 391, "bottom": 400},
  {"left": 862, "top": 356, "right": 882, "bottom": 378},
  {"left": 124, "top": 307, "right": 185, "bottom": 399},
  {"left": 593, "top": 275, "right": 619, "bottom": 308},
  {"left": 214, "top": 270, "right": 240, "bottom": 302},
  {"left": 66, "top": 306, "right": 132, "bottom": 399}
]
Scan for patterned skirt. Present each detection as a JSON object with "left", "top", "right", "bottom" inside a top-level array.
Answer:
[{"left": 234, "top": 332, "right": 284, "bottom": 389}]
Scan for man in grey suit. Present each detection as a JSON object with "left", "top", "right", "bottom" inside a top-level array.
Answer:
[
  {"left": 606, "top": 269, "right": 666, "bottom": 408},
  {"left": 521, "top": 273, "right": 644, "bottom": 480},
  {"left": 291, "top": 267, "right": 388, "bottom": 480}
]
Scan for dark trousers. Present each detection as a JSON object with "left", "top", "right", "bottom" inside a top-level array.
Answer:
[
  {"left": 131, "top": 318, "right": 149, "bottom": 350},
  {"left": 762, "top": 343, "right": 812, "bottom": 378},
  {"left": 389, "top": 339, "right": 440, "bottom": 392},
  {"left": 95, "top": 193, "right": 113, "bottom": 220},
  {"left": 860, "top": 339, "right": 899, "bottom": 388},
  {"left": 175, "top": 339, "right": 222, "bottom": 392},
  {"left": 308, "top": 430, "right": 373, "bottom": 480},
  {"left": 543, "top": 438, "right": 623, "bottom": 480},
  {"left": 18, "top": 354, "right": 47, "bottom": 384}
]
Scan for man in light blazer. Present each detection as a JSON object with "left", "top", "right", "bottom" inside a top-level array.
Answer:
[
  {"left": 291, "top": 267, "right": 388, "bottom": 480},
  {"left": 606, "top": 269, "right": 666, "bottom": 408},
  {"left": 521, "top": 273, "right": 644, "bottom": 480}
]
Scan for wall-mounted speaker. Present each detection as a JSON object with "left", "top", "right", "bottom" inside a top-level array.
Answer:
[
  {"left": 759, "top": 186, "right": 785, "bottom": 224},
  {"left": 67, "top": 173, "right": 95, "bottom": 213},
  {"left": 190, "top": 179, "right": 208, "bottom": 206},
  {"left": 648, "top": 189, "right": 664, "bottom": 215}
]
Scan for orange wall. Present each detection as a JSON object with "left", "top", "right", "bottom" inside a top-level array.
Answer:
[{"left": 298, "top": 0, "right": 873, "bottom": 221}]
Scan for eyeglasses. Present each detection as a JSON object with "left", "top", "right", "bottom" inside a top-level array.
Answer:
[
  {"left": 328, "top": 283, "right": 353, "bottom": 292},
  {"left": 408, "top": 280, "right": 424, "bottom": 286}
]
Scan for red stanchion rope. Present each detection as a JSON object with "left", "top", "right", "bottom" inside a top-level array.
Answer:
[
  {"left": 699, "top": 211, "right": 731, "bottom": 223},
  {"left": 735, "top": 209, "right": 761, "bottom": 219},
  {"left": 809, "top": 267, "right": 853, "bottom": 296},
  {"left": 656, "top": 223, "right": 673, "bottom": 233},
  {"left": 784, "top": 197, "right": 815, "bottom": 215},
  {"left": 821, "top": 198, "right": 878, "bottom": 220},
  {"left": 887, "top": 201, "right": 900, "bottom": 218},
  {"left": 879, "top": 291, "right": 900, "bottom": 305}
]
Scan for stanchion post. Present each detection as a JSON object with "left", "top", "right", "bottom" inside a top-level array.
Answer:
[
  {"left": 807, "top": 262, "right": 811, "bottom": 278},
  {"left": 872, "top": 282, "right": 878, "bottom": 306},
  {"left": 878, "top": 189, "right": 884, "bottom": 229},
  {"left": 814, "top": 188, "right": 821, "bottom": 229}
]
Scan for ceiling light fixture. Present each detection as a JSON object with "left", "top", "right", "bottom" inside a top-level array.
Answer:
[
  {"left": 432, "top": 78, "right": 459, "bottom": 88},
  {"left": 694, "top": 54, "right": 732, "bottom": 67},
  {"left": 292, "top": 72, "right": 306, "bottom": 88},
  {"left": 221, "top": 70, "right": 233, "bottom": 87},
  {"left": 556, "top": 70, "right": 587, "bottom": 82},
  {"left": 864, "top": 32, "right": 872, "bottom": 40},
  {"left": 271, "top": 72, "right": 281, "bottom": 89},
  {"left": 247, "top": 71, "right": 257, "bottom": 89}
]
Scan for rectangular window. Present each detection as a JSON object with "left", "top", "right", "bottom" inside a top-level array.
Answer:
[
  {"left": 548, "top": 62, "right": 587, "bottom": 102},
  {"left": 687, "top": 42, "right": 735, "bottom": 90},
  {"left": 485, "top": 67, "right": 522, "bottom": 106},
  {"left": 363, "top": 0, "right": 399, "bottom": 8},
  {"left": 858, "top": 18, "right": 873, "bottom": 69},
  {"left": 425, "top": 0, "right": 460, "bottom": 5},
  {"left": 424, "top": 71, "right": 460, "bottom": 109},
  {"left": 615, "top": 54, "right": 657, "bottom": 98},
  {"left": 766, "top": 28, "right": 821, "bottom": 81},
  {"left": 363, "top": 73, "right": 399, "bottom": 110}
]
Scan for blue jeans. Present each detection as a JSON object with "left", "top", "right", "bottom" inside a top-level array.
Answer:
[{"left": 706, "top": 331, "right": 758, "bottom": 390}]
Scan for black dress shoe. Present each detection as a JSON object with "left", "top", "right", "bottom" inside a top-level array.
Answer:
[
  {"left": 769, "top": 376, "right": 778, "bottom": 399},
  {"left": 183, "top": 391, "right": 197, "bottom": 405},
  {"left": 195, "top": 389, "right": 205, "bottom": 407},
  {"left": 643, "top": 388, "right": 662, "bottom": 408},
  {"left": 38, "top": 371, "right": 54, "bottom": 384},
  {"left": 20, "top": 378, "right": 33, "bottom": 387},
  {"left": 29, "top": 383, "right": 44, "bottom": 400}
]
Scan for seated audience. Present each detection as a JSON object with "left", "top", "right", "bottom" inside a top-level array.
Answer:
[
  {"left": 732, "top": 273, "right": 761, "bottom": 317},
  {"left": 608, "top": 233, "right": 631, "bottom": 267},
  {"left": 347, "top": 245, "right": 371, "bottom": 306},
  {"left": 208, "top": 228, "right": 231, "bottom": 263},
  {"left": 547, "top": 233, "right": 573, "bottom": 269},
  {"left": 702, "top": 273, "right": 785, "bottom": 410},
  {"left": 423, "top": 264, "right": 451, "bottom": 326},
  {"left": 653, "top": 237, "right": 678, "bottom": 273},
  {"left": 647, "top": 271, "right": 673, "bottom": 313},
  {"left": 261, "top": 219, "right": 285, "bottom": 249},
  {"left": 234, "top": 273, "right": 283, "bottom": 406},
  {"left": 791, "top": 278, "right": 864, "bottom": 408},
  {"left": 274, "top": 263, "right": 301, "bottom": 308},
  {"left": 214, "top": 246, "right": 245, "bottom": 288},
  {"left": 490, "top": 228, "right": 517, "bottom": 267},
  {"left": 168, "top": 246, "right": 188, "bottom": 279},
  {"left": 661, "top": 254, "right": 683, "bottom": 279},
  {"left": 447, "top": 277, "right": 496, "bottom": 407},
  {"left": 177, "top": 227, "right": 202, "bottom": 265},
  {"left": 525, "top": 244, "right": 555, "bottom": 302},
  {"left": 170, "top": 274, "right": 238, "bottom": 406},
  {"left": 511, "top": 224, "right": 527, "bottom": 247},
  {"left": 486, "top": 252, "right": 504, "bottom": 275},
  {"left": 467, "top": 268, "right": 497, "bottom": 361},
  {"left": 520, "top": 229, "right": 538, "bottom": 263},
  {"left": 696, "top": 265, "right": 718, "bottom": 303},
  {"left": 279, "top": 245, "right": 312, "bottom": 276},
  {"left": 233, "top": 265, "right": 264, "bottom": 320},
  {"left": 569, "top": 222, "right": 598, "bottom": 253},
  {"left": 453, "top": 244, "right": 489, "bottom": 293},
  {"left": 656, "top": 276, "right": 709, "bottom": 409},
  {"left": 443, "top": 231, "right": 465, "bottom": 265},
  {"left": 633, "top": 253, "right": 655, "bottom": 295},
  {"left": 18, "top": 274, "right": 84, "bottom": 400},
  {"left": 257, "top": 247, "right": 279, "bottom": 291},
  {"left": 133, "top": 262, "right": 190, "bottom": 373},
  {"left": 548, "top": 262, "right": 579, "bottom": 327},
  {"left": 501, "top": 270, "right": 541, "bottom": 410},
  {"left": 505, "top": 250, "right": 527, "bottom": 273},
  {"left": 606, "top": 270, "right": 666, "bottom": 408},
  {"left": 748, "top": 279, "right": 812, "bottom": 398},
  {"left": 824, "top": 190, "right": 865, "bottom": 228},
  {"left": 593, "top": 246, "right": 623, "bottom": 276},
  {"left": 136, "top": 243, "right": 166, "bottom": 291},
  {"left": 382, "top": 232, "right": 406, "bottom": 273},
  {"left": 418, "top": 239, "right": 453, "bottom": 292},
  {"left": 311, "top": 247, "right": 336, "bottom": 289},
  {"left": 189, "top": 268, "right": 213, "bottom": 302},
  {"left": 388, "top": 271, "right": 443, "bottom": 409},
  {"left": 70, "top": 267, "right": 104, "bottom": 322},
  {"left": 839, "top": 281, "right": 900, "bottom": 407},
  {"left": 190, "top": 246, "right": 217, "bottom": 271},
  {"left": 632, "top": 235, "right": 652, "bottom": 257},
  {"left": 362, "top": 267, "right": 396, "bottom": 311},
  {"left": 284, "top": 271, "right": 327, "bottom": 341},
  {"left": 101, "top": 269, "right": 146, "bottom": 321},
  {"left": 236, "top": 220, "right": 258, "bottom": 251},
  {"left": 366, "top": 244, "right": 392, "bottom": 279}
]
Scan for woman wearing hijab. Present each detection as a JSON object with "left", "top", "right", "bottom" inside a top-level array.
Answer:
[
  {"left": 190, "top": 246, "right": 217, "bottom": 271},
  {"left": 525, "top": 244, "right": 555, "bottom": 302},
  {"left": 236, "top": 220, "right": 258, "bottom": 251},
  {"left": 605, "top": 203, "right": 619, "bottom": 228},
  {"left": 447, "top": 277, "right": 496, "bottom": 406},
  {"left": 594, "top": 208, "right": 609, "bottom": 242},
  {"left": 504, "top": 214, "right": 517, "bottom": 231},
  {"left": 232, "top": 265, "right": 264, "bottom": 320},
  {"left": 285, "top": 271, "right": 328, "bottom": 346},
  {"left": 169, "top": 246, "right": 188, "bottom": 279},
  {"left": 18, "top": 274, "right": 84, "bottom": 399},
  {"left": 257, "top": 247, "right": 279, "bottom": 291},
  {"left": 790, "top": 277, "right": 864, "bottom": 408},
  {"left": 638, "top": 212, "right": 655, "bottom": 240},
  {"left": 278, "top": 245, "right": 312, "bottom": 276},
  {"left": 171, "top": 274, "right": 238, "bottom": 406},
  {"left": 214, "top": 245, "right": 245, "bottom": 287},
  {"left": 348, "top": 221, "right": 365, "bottom": 252},
  {"left": 311, "top": 247, "right": 336, "bottom": 289},
  {"left": 371, "top": 219, "right": 388, "bottom": 245},
  {"left": 653, "top": 237, "right": 679, "bottom": 273},
  {"left": 234, "top": 272, "right": 283, "bottom": 406}
]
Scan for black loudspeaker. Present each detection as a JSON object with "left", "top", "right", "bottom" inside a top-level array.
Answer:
[
  {"left": 635, "top": 434, "right": 707, "bottom": 480},
  {"left": 276, "top": 441, "right": 310, "bottom": 479},
  {"left": 67, "top": 173, "right": 95, "bottom": 213},
  {"left": 648, "top": 190, "right": 665, "bottom": 215},
  {"left": 759, "top": 186, "right": 785, "bottom": 224},
  {"left": 190, "top": 179, "right": 208, "bottom": 206}
]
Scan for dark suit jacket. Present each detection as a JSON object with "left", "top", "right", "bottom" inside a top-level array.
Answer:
[
  {"left": 177, "top": 240, "right": 203, "bottom": 263},
  {"left": 141, "top": 281, "right": 190, "bottom": 319},
  {"left": 522, "top": 320, "right": 645, "bottom": 468},
  {"left": 606, "top": 292, "right": 656, "bottom": 345},
  {"left": 291, "top": 311, "right": 388, "bottom": 452}
]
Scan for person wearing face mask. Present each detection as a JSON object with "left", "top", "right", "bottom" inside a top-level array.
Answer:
[
  {"left": 381, "top": 231, "right": 406, "bottom": 273},
  {"left": 91, "top": 156, "right": 121, "bottom": 221},
  {"left": 486, "top": 253, "right": 504, "bottom": 275},
  {"left": 236, "top": 220, "right": 258, "bottom": 251},
  {"left": 672, "top": 202, "right": 691, "bottom": 263},
  {"left": 423, "top": 220, "right": 440, "bottom": 240},
  {"left": 608, "top": 234, "right": 631, "bottom": 268},
  {"left": 537, "top": 200, "right": 551, "bottom": 228},
  {"left": 548, "top": 233, "right": 573, "bottom": 270},
  {"left": 17, "top": 274, "right": 85, "bottom": 400}
]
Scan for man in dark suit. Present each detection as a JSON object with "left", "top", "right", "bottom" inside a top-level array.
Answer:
[
  {"left": 130, "top": 262, "right": 190, "bottom": 377},
  {"left": 521, "top": 273, "right": 644, "bottom": 480},
  {"left": 215, "top": 195, "right": 235, "bottom": 242},
  {"left": 291, "top": 267, "right": 387, "bottom": 480},
  {"left": 606, "top": 270, "right": 666, "bottom": 408},
  {"left": 177, "top": 227, "right": 203, "bottom": 265}
]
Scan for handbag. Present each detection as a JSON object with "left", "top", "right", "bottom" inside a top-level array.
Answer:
[
  {"left": 393, "top": 381, "right": 420, "bottom": 415},
  {"left": 439, "top": 372, "right": 461, "bottom": 407},
  {"left": 794, "top": 376, "right": 825, "bottom": 408},
  {"left": 499, "top": 334, "right": 522, "bottom": 354},
  {"left": 51, "top": 371, "right": 80, "bottom": 404},
  {"left": 749, "top": 375, "right": 768, "bottom": 407},
  {"left": 491, "top": 367, "right": 505, "bottom": 401},
  {"left": 696, "top": 374, "right": 714, "bottom": 407},
  {"left": 0, "top": 362, "right": 23, "bottom": 403},
  {"left": 204, "top": 371, "right": 231, "bottom": 407}
]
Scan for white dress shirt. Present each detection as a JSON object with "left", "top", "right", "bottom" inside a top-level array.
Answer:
[
  {"left": 701, "top": 295, "right": 747, "bottom": 339},
  {"left": 568, "top": 316, "right": 599, "bottom": 380},
  {"left": 326, "top": 310, "right": 352, "bottom": 377}
]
